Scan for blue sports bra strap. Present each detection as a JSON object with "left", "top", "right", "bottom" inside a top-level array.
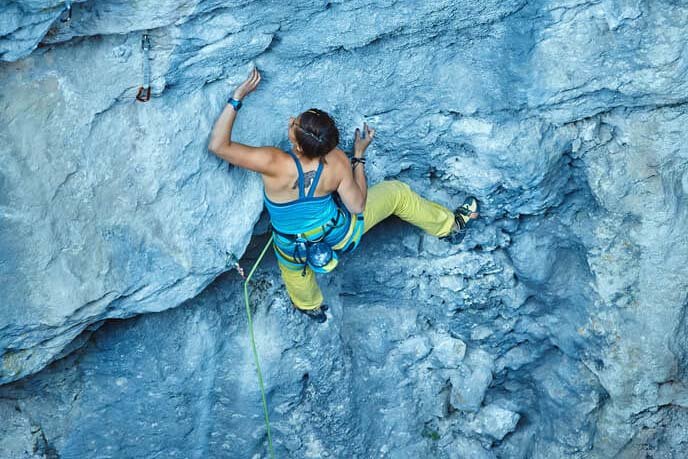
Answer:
[
  {"left": 285, "top": 150, "right": 305, "bottom": 198},
  {"left": 306, "top": 160, "right": 325, "bottom": 198}
]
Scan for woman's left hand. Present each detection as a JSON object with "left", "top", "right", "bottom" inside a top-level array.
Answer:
[
  {"left": 353, "top": 122, "right": 375, "bottom": 158},
  {"left": 233, "top": 67, "right": 261, "bottom": 101}
]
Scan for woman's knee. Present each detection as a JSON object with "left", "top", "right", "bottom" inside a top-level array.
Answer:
[
  {"left": 375, "top": 180, "right": 411, "bottom": 199},
  {"left": 382, "top": 180, "right": 413, "bottom": 211},
  {"left": 384, "top": 179, "right": 410, "bottom": 190}
]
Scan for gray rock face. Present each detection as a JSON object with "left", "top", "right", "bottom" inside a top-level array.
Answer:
[
  {"left": 449, "top": 349, "right": 494, "bottom": 413},
  {"left": 1, "top": 0, "right": 688, "bottom": 458},
  {"left": 462, "top": 403, "right": 520, "bottom": 441},
  {"left": 0, "top": 2, "right": 266, "bottom": 383}
]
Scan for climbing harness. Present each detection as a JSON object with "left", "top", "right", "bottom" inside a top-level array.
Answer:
[
  {"left": 136, "top": 32, "right": 152, "bottom": 102},
  {"left": 271, "top": 201, "right": 364, "bottom": 277},
  {"left": 60, "top": 1, "right": 72, "bottom": 23},
  {"left": 242, "top": 235, "right": 275, "bottom": 459},
  {"left": 271, "top": 209, "right": 344, "bottom": 276}
]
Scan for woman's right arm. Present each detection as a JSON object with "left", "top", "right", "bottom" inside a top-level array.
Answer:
[{"left": 208, "top": 67, "right": 280, "bottom": 175}]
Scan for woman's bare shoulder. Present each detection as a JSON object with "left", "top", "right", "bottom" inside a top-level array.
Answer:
[
  {"left": 328, "top": 148, "right": 350, "bottom": 166},
  {"left": 325, "top": 149, "right": 352, "bottom": 189},
  {"left": 270, "top": 147, "right": 293, "bottom": 164}
]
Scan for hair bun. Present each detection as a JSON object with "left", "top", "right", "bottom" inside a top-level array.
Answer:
[{"left": 294, "top": 108, "right": 339, "bottom": 158}]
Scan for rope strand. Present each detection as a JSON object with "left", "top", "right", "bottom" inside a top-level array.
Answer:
[{"left": 243, "top": 235, "right": 276, "bottom": 458}]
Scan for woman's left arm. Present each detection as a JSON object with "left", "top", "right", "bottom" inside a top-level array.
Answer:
[{"left": 208, "top": 67, "right": 279, "bottom": 175}]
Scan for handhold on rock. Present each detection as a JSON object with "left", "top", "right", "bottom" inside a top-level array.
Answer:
[{"left": 465, "top": 403, "right": 520, "bottom": 441}]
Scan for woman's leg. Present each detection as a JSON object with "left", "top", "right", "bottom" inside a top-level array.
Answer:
[
  {"left": 363, "top": 180, "right": 455, "bottom": 236},
  {"left": 278, "top": 261, "right": 324, "bottom": 310}
]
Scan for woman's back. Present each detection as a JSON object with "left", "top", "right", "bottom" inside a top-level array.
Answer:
[
  {"left": 263, "top": 148, "right": 350, "bottom": 235},
  {"left": 262, "top": 148, "right": 346, "bottom": 204}
]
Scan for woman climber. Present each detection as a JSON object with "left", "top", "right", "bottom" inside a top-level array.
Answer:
[{"left": 208, "top": 68, "right": 479, "bottom": 323}]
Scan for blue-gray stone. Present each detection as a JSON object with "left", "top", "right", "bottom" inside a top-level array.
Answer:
[
  {"left": 460, "top": 403, "right": 520, "bottom": 441},
  {"left": 449, "top": 349, "right": 494, "bottom": 412},
  {"left": 1, "top": 0, "right": 688, "bottom": 458}
]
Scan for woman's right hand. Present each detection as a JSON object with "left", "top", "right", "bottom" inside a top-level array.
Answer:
[
  {"left": 233, "top": 67, "right": 261, "bottom": 101},
  {"left": 353, "top": 122, "right": 375, "bottom": 158}
]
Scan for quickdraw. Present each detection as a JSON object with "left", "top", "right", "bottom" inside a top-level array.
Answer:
[
  {"left": 60, "top": 1, "right": 72, "bottom": 23},
  {"left": 225, "top": 252, "right": 246, "bottom": 279},
  {"left": 136, "top": 32, "right": 152, "bottom": 102},
  {"left": 234, "top": 262, "right": 245, "bottom": 279}
]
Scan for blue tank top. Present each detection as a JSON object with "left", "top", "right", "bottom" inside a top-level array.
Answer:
[
  {"left": 264, "top": 150, "right": 365, "bottom": 273},
  {"left": 263, "top": 150, "right": 339, "bottom": 235}
]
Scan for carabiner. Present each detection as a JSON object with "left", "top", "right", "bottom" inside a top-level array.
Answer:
[
  {"left": 60, "top": 1, "right": 72, "bottom": 23},
  {"left": 136, "top": 86, "right": 151, "bottom": 102},
  {"left": 141, "top": 33, "right": 151, "bottom": 51}
]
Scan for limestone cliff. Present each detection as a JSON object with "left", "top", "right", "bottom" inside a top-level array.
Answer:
[{"left": 1, "top": 1, "right": 687, "bottom": 457}]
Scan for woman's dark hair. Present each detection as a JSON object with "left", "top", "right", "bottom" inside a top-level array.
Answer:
[{"left": 294, "top": 108, "right": 339, "bottom": 159}]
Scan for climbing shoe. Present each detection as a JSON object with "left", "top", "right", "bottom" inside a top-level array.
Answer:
[
  {"left": 442, "top": 196, "right": 479, "bottom": 244},
  {"left": 296, "top": 304, "right": 328, "bottom": 323}
]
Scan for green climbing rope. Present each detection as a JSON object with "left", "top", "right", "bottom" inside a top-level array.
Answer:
[{"left": 243, "top": 234, "right": 275, "bottom": 459}]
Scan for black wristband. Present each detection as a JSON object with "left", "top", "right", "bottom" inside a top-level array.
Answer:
[{"left": 351, "top": 157, "right": 366, "bottom": 166}]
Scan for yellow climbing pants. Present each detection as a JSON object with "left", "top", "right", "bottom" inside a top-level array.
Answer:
[{"left": 278, "top": 180, "right": 455, "bottom": 310}]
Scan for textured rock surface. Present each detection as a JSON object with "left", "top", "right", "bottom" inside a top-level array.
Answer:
[
  {"left": 0, "top": 1, "right": 267, "bottom": 383},
  {"left": 1, "top": 0, "right": 688, "bottom": 458}
]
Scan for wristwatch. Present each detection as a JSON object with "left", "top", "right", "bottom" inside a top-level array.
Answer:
[{"left": 227, "top": 97, "right": 243, "bottom": 111}]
